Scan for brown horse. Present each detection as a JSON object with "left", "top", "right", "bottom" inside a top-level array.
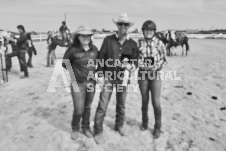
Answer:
[
  {"left": 156, "top": 30, "right": 189, "bottom": 56},
  {"left": 46, "top": 31, "right": 72, "bottom": 67},
  {"left": 156, "top": 30, "right": 175, "bottom": 56},
  {"left": 155, "top": 31, "right": 168, "bottom": 46},
  {"left": 167, "top": 30, "right": 189, "bottom": 56},
  {"left": 175, "top": 32, "right": 189, "bottom": 56},
  {"left": 47, "top": 31, "right": 72, "bottom": 47}
]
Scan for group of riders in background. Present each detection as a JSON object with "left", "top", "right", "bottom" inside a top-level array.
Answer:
[{"left": 0, "top": 20, "right": 189, "bottom": 82}]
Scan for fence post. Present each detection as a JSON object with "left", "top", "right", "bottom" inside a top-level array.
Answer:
[{"left": 39, "top": 33, "right": 41, "bottom": 42}]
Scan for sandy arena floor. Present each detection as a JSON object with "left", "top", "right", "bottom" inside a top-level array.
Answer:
[{"left": 0, "top": 39, "right": 226, "bottom": 151}]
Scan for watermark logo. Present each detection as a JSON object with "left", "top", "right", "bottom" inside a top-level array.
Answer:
[
  {"left": 47, "top": 59, "right": 79, "bottom": 93},
  {"left": 47, "top": 59, "right": 180, "bottom": 93}
]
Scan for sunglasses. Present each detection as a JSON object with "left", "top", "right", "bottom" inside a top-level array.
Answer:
[
  {"left": 79, "top": 35, "right": 91, "bottom": 38},
  {"left": 117, "top": 22, "right": 130, "bottom": 27}
]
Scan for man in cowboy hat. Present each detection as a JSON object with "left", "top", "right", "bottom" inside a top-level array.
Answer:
[{"left": 93, "top": 13, "right": 138, "bottom": 144}]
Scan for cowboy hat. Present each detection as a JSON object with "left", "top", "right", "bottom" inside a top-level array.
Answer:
[
  {"left": 112, "top": 13, "right": 134, "bottom": 26},
  {"left": 75, "top": 25, "right": 93, "bottom": 35}
]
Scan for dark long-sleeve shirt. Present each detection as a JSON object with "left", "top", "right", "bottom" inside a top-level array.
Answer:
[
  {"left": 16, "top": 33, "right": 27, "bottom": 50},
  {"left": 62, "top": 45, "right": 98, "bottom": 83},
  {"left": 47, "top": 36, "right": 57, "bottom": 50},
  {"left": 97, "top": 34, "right": 138, "bottom": 79},
  {"left": 59, "top": 25, "right": 70, "bottom": 32}
]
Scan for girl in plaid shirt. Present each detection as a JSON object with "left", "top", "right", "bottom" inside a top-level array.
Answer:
[{"left": 138, "top": 20, "right": 167, "bottom": 139}]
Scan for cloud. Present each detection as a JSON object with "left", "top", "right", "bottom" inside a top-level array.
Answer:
[{"left": 196, "top": 0, "right": 226, "bottom": 15}]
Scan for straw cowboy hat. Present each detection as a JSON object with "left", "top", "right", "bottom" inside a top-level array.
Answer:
[
  {"left": 112, "top": 13, "right": 134, "bottom": 26},
  {"left": 75, "top": 25, "right": 93, "bottom": 35}
]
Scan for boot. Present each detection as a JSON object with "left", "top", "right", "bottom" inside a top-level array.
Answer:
[
  {"left": 71, "top": 131, "right": 79, "bottom": 140},
  {"left": 153, "top": 128, "right": 161, "bottom": 139},
  {"left": 115, "top": 126, "right": 127, "bottom": 136},
  {"left": 83, "top": 129, "right": 93, "bottom": 138},
  {"left": 20, "top": 74, "right": 29, "bottom": 79},
  {"left": 94, "top": 133, "right": 105, "bottom": 144},
  {"left": 140, "top": 123, "right": 148, "bottom": 131}
]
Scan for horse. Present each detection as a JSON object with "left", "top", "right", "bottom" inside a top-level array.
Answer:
[
  {"left": 46, "top": 31, "right": 72, "bottom": 67},
  {"left": 156, "top": 30, "right": 175, "bottom": 56},
  {"left": 156, "top": 30, "right": 189, "bottom": 56},
  {"left": 166, "top": 30, "right": 189, "bottom": 56},
  {"left": 48, "top": 31, "right": 72, "bottom": 47},
  {"left": 155, "top": 31, "right": 168, "bottom": 46},
  {"left": 175, "top": 32, "right": 189, "bottom": 56}
]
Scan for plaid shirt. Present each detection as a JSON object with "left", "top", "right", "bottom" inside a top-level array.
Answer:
[
  {"left": 97, "top": 34, "right": 138, "bottom": 77},
  {"left": 138, "top": 36, "right": 166, "bottom": 67}
]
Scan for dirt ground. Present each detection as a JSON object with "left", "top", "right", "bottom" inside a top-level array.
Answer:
[{"left": 0, "top": 39, "right": 226, "bottom": 151}]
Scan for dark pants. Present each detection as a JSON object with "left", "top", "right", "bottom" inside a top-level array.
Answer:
[
  {"left": 18, "top": 50, "right": 28, "bottom": 76},
  {"left": 94, "top": 80, "right": 127, "bottom": 134},
  {"left": 6, "top": 51, "right": 22, "bottom": 70},
  {"left": 71, "top": 81, "right": 95, "bottom": 131},
  {"left": 47, "top": 47, "right": 56, "bottom": 66},
  {"left": 138, "top": 72, "right": 162, "bottom": 129},
  {"left": 27, "top": 47, "right": 33, "bottom": 67}
]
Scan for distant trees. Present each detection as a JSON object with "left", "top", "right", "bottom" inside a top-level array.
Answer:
[
  {"left": 132, "top": 28, "right": 139, "bottom": 33},
  {"left": 29, "top": 31, "right": 38, "bottom": 35},
  {"left": 198, "top": 29, "right": 226, "bottom": 34},
  {"left": 92, "top": 29, "right": 98, "bottom": 33},
  {"left": 102, "top": 29, "right": 110, "bottom": 33}
]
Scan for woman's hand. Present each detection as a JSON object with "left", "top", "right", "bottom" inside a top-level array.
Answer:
[
  {"left": 142, "top": 65, "right": 155, "bottom": 71},
  {"left": 96, "top": 76, "right": 105, "bottom": 87},
  {"left": 121, "top": 63, "right": 136, "bottom": 73},
  {"left": 151, "top": 63, "right": 162, "bottom": 71},
  {"left": 140, "top": 63, "right": 162, "bottom": 71}
]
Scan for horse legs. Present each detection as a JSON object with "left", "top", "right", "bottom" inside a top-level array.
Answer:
[
  {"left": 167, "top": 48, "right": 170, "bottom": 56},
  {"left": 168, "top": 48, "right": 171, "bottom": 56},
  {"left": 185, "top": 43, "right": 188, "bottom": 56},
  {"left": 171, "top": 47, "right": 174, "bottom": 56},
  {"left": 171, "top": 47, "right": 176, "bottom": 56},
  {"left": 185, "top": 41, "right": 189, "bottom": 56},
  {"left": 181, "top": 45, "right": 184, "bottom": 56},
  {"left": 174, "top": 47, "right": 177, "bottom": 56}
]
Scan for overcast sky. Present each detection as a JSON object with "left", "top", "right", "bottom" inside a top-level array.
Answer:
[{"left": 0, "top": 0, "right": 226, "bottom": 32}]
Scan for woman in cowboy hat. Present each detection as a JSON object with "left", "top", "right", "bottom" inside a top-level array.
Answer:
[
  {"left": 62, "top": 25, "right": 98, "bottom": 140},
  {"left": 138, "top": 20, "right": 167, "bottom": 139}
]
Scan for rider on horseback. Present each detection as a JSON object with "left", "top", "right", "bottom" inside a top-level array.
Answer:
[{"left": 59, "top": 21, "right": 70, "bottom": 43}]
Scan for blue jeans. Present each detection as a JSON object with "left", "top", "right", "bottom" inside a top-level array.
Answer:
[
  {"left": 94, "top": 80, "right": 128, "bottom": 134},
  {"left": 138, "top": 71, "right": 162, "bottom": 129},
  {"left": 18, "top": 50, "right": 28, "bottom": 76},
  {"left": 27, "top": 47, "right": 33, "bottom": 67},
  {"left": 71, "top": 81, "right": 95, "bottom": 131},
  {"left": 47, "top": 47, "right": 56, "bottom": 66}
]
